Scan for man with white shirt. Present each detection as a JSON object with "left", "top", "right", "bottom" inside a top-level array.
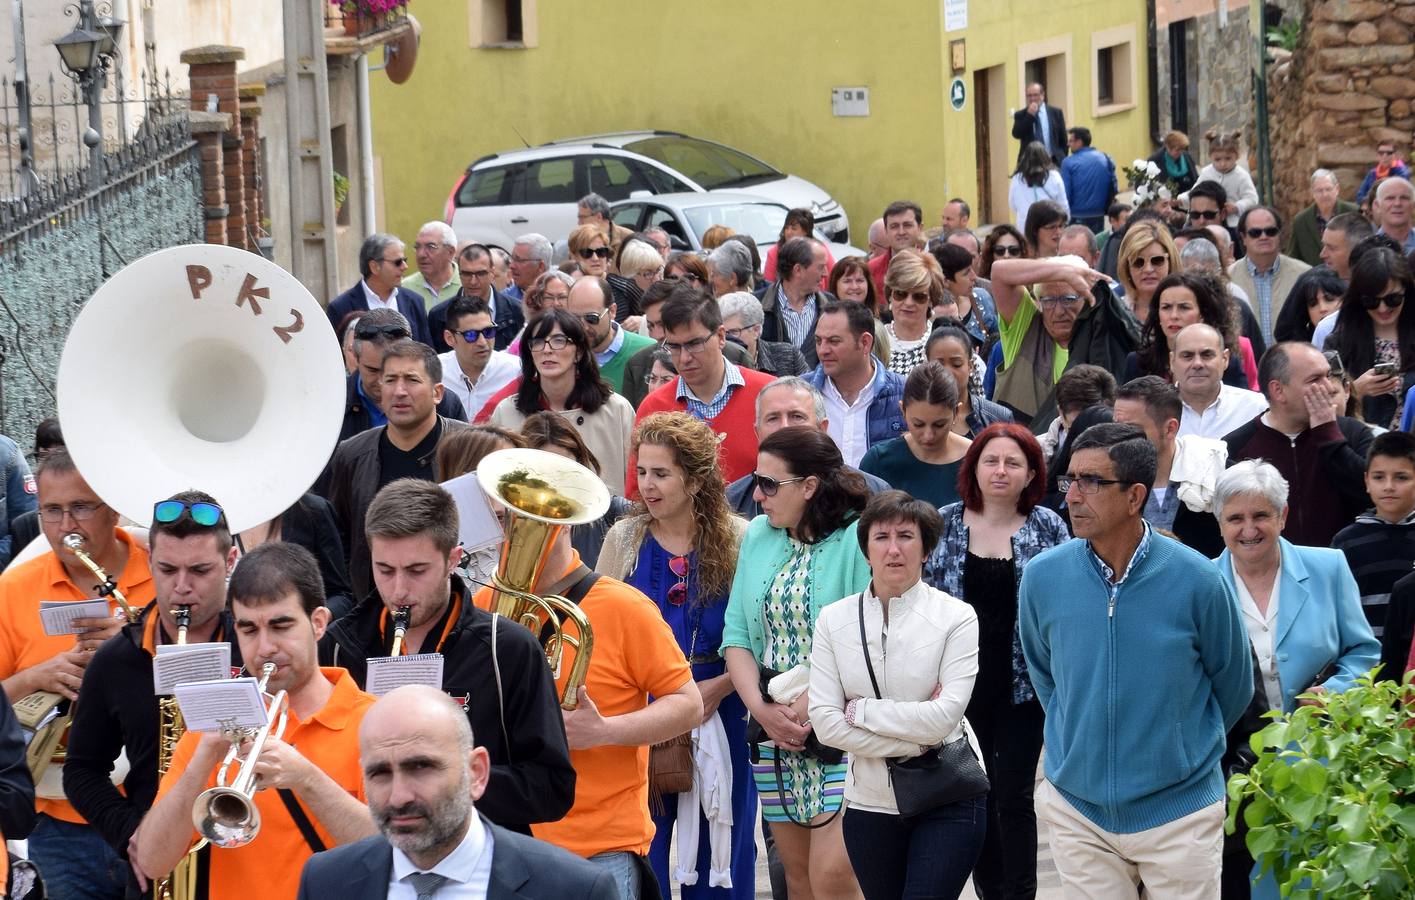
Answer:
[
  {"left": 1173, "top": 324, "right": 1268, "bottom": 439},
  {"left": 804, "top": 301, "right": 905, "bottom": 467},
  {"left": 297, "top": 684, "right": 615, "bottom": 900},
  {"left": 437, "top": 296, "right": 520, "bottom": 421},
  {"left": 327, "top": 234, "right": 435, "bottom": 348}
]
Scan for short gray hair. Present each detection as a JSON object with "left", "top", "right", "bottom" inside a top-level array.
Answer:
[
  {"left": 351, "top": 306, "right": 412, "bottom": 356},
  {"left": 708, "top": 242, "right": 754, "bottom": 289},
  {"left": 1059, "top": 224, "right": 1098, "bottom": 256},
  {"left": 1179, "top": 238, "right": 1222, "bottom": 272},
  {"left": 755, "top": 376, "right": 827, "bottom": 423},
  {"left": 490, "top": 247, "right": 510, "bottom": 273},
  {"left": 514, "top": 233, "right": 553, "bottom": 268},
  {"left": 1376, "top": 176, "right": 1414, "bottom": 200},
  {"left": 579, "top": 193, "right": 611, "bottom": 217},
  {"left": 1212, "top": 459, "right": 1289, "bottom": 520},
  {"left": 359, "top": 233, "right": 403, "bottom": 279},
  {"left": 1310, "top": 169, "right": 1338, "bottom": 190},
  {"left": 718, "top": 291, "right": 764, "bottom": 329},
  {"left": 417, "top": 221, "right": 457, "bottom": 246}
]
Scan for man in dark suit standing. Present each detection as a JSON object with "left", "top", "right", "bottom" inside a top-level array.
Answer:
[
  {"left": 297, "top": 684, "right": 616, "bottom": 900},
  {"left": 1012, "top": 82, "right": 1068, "bottom": 167},
  {"left": 327, "top": 233, "right": 436, "bottom": 348}
]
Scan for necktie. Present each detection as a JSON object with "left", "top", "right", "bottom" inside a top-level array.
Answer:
[{"left": 408, "top": 872, "right": 449, "bottom": 899}]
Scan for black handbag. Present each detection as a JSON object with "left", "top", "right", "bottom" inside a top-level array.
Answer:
[
  {"left": 744, "top": 666, "right": 844, "bottom": 766},
  {"left": 857, "top": 594, "right": 989, "bottom": 818}
]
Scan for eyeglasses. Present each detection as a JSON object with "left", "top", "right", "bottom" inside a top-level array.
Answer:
[
  {"left": 354, "top": 322, "right": 410, "bottom": 340},
  {"left": 413, "top": 242, "right": 446, "bottom": 252},
  {"left": 666, "top": 272, "right": 703, "bottom": 284},
  {"left": 1189, "top": 209, "right": 1221, "bottom": 221},
  {"left": 1322, "top": 350, "right": 1346, "bottom": 378},
  {"left": 889, "top": 288, "right": 930, "bottom": 304},
  {"left": 578, "top": 311, "right": 607, "bottom": 327},
  {"left": 1362, "top": 290, "right": 1406, "bottom": 310},
  {"left": 753, "top": 473, "right": 805, "bottom": 497},
  {"left": 1131, "top": 254, "right": 1168, "bottom": 270},
  {"left": 153, "top": 500, "right": 225, "bottom": 526},
  {"left": 577, "top": 247, "right": 611, "bottom": 260},
  {"left": 1379, "top": 148, "right": 1396, "bottom": 156},
  {"left": 994, "top": 244, "right": 1024, "bottom": 257},
  {"left": 459, "top": 267, "right": 492, "bottom": 280},
  {"left": 662, "top": 335, "right": 713, "bottom": 357},
  {"left": 529, "top": 334, "right": 572, "bottom": 352},
  {"left": 457, "top": 325, "right": 499, "bottom": 343},
  {"left": 1057, "top": 474, "right": 1132, "bottom": 494},
  {"left": 40, "top": 501, "right": 105, "bottom": 523},
  {"left": 645, "top": 372, "right": 677, "bottom": 388},
  {"left": 1037, "top": 294, "right": 1083, "bottom": 308},
  {"left": 724, "top": 324, "right": 758, "bottom": 340},
  {"left": 1244, "top": 226, "right": 1280, "bottom": 239},
  {"left": 510, "top": 254, "right": 540, "bottom": 266},
  {"left": 667, "top": 554, "right": 689, "bottom": 607},
  {"left": 636, "top": 268, "right": 664, "bottom": 279},
  {"left": 378, "top": 257, "right": 408, "bottom": 267}
]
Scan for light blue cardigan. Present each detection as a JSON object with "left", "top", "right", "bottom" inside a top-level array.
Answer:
[
  {"left": 720, "top": 515, "right": 871, "bottom": 662},
  {"left": 1214, "top": 539, "right": 1380, "bottom": 713}
]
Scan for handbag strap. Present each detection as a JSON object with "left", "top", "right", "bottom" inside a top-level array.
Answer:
[
  {"left": 772, "top": 752, "right": 841, "bottom": 830},
  {"left": 857, "top": 594, "right": 883, "bottom": 701},
  {"left": 277, "top": 788, "right": 327, "bottom": 854}
]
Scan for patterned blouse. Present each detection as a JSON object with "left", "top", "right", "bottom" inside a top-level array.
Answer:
[
  {"left": 886, "top": 323, "right": 928, "bottom": 376},
  {"left": 924, "top": 502, "right": 1070, "bottom": 704}
]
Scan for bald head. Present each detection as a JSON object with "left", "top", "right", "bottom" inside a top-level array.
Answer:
[{"left": 361, "top": 684, "right": 473, "bottom": 755}]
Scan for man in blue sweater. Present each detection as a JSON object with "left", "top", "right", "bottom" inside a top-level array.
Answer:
[
  {"left": 1060, "top": 127, "right": 1117, "bottom": 233},
  {"left": 1019, "top": 423, "right": 1252, "bottom": 898}
]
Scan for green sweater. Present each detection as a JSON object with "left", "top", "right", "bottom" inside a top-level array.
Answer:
[{"left": 599, "top": 328, "right": 657, "bottom": 394}]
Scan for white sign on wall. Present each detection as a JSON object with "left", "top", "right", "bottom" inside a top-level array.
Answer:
[
  {"left": 945, "top": 0, "right": 967, "bottom": 32},
  {"left": 832, "top": 87, "right": 871, "bottom": 117}
]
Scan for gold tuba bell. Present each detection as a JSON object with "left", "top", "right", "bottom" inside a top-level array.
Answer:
[{"left": 475, "top": 449, "right": 611, "bottom": 710}]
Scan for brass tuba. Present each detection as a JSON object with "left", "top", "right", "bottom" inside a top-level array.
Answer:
[
  {"left": 191, "top": 663, "right": 289, "bottom": 848},
  {"left": 475, "top": 449, "right": 611, "bottom": 710}
]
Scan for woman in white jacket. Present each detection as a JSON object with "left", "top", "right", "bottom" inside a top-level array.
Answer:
[{"left": 809, "top": 491, "right": 985, "bottom": 900}]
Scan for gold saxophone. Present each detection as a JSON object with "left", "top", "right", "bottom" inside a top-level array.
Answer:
[
  {"left": 390, "top": 607, "right": 410, "bottom": 657},
  {"left": 63, "top": 533, "right": 139, "bottom": 623},
  {"left": 155, "top": 605, "right": 200, "bottom": 900}
]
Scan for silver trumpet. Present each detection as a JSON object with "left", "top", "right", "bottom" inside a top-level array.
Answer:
[{"left": 191, "top": 662, "right": 289, "bottom": 848}]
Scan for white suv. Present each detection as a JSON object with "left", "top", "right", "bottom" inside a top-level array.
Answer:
[{"left": 444, "top": 131, "right": 849, "bottom": 249}]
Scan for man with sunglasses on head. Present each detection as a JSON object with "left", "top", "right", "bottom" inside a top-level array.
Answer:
[
  {"left": 319, "top": 479, "right": 574, "bottom": 832},
  {"left": 429, "top": 244, "right": 525, "bottom": 355},
  {"left": 566, "top": 276, "right": 656, "bottom": 395},
  {"left": 1228, "top": 206, "right": 1311, "bottom": 346},
  {"left": 338, "top": 308, "right": 468, "bottom": 443},
  {"left": 0, "top": 448, "right": 158, "bottom": 899},
  {"left": 64, "top": 492, "right": 243, "bottom": 899},
  {"left": 436, "top": 296, "right": 520, "bottom": 422},
  {"left": 327, "top": 233, "right": 435, "bottom": 349}
]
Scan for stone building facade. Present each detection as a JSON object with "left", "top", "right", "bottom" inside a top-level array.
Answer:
[{"left": 1268, "top": 0, "right": 1415, "bottom": 212}]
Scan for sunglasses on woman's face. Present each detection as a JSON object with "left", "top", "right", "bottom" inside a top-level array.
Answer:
[
  {"left": 995, "top": 244, "right": 1024, "bottom": 257},
  {"left": 1132, "top": 254, "right": 1168, "bottom": 271},
  {"left": 752, "top": 473, "right": 805, "bottom": 497},
  {"left": 578, "top": 246, "right": 611, "bottom": 260},
  {"left": 1362, "top": 290, "right": 1406, "bottom": 311}
]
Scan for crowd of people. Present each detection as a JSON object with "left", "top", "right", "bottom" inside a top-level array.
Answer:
[{"left": 0, "top": 125, "right": 1412, "bottom": 900}]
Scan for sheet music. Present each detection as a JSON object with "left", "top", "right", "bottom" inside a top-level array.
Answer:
[
  {"left": 441, "top": 472, "right": 505, "bottom": 557},
  {"left": 366, "top": 653, "right": 445, "bottom": 696},
  {"left": 39, "top": 599, "right": 113, "bottom": 636},
  {"left": 174, "top": 677, "right": 268, "bottom": 733},
  {"left": 152, "top": 643, "right": 233, "bottom": 695}
]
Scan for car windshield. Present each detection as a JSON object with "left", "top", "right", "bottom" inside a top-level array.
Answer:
[
  {"left": 683, "top": 203, "right": 789, "bottom": 246},
  {"left": 624, "top": 136, "right": 780, "bottom": 190}
]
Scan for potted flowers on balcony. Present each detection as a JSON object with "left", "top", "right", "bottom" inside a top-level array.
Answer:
[{"left": 332, "top": 0, "right": 408, "bottom": 37}]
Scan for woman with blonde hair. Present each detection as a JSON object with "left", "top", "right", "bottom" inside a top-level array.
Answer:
[
  {"left": 882, "top": 250, "right": 945, "bottom": 375},
  {"left": 596, "top": 412, "right": 755, "bottom": 899},
  {"left": 701, "top": 223, "right": 735, "bottom": 251},
  {"left": 1115, "top": 219, "right": 1180, "bottom": 325}
]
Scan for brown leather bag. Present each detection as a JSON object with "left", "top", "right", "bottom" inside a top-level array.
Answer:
[{"left": 648, "top": 732, "right": 694, "bottom": 815}]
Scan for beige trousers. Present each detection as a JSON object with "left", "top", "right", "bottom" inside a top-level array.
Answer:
[{"left": 1035, "top": 778, "right": 1224, "bottom": 900}]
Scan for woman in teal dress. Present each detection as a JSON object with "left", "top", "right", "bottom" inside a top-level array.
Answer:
[
  {"left": 722, "top": 426, "right": 871, "bottom": 900},
  {"left": 859, "top": 361, "right": 973, "bottom": 509}
]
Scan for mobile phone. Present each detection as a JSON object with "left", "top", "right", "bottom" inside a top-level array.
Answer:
[{"left": 1373, "top": 362, "right": 1400, "bottom": 378}]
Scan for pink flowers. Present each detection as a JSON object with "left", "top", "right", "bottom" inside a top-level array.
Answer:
[{"left": 333, "top": 0, "right": 407, "bottom": 13}]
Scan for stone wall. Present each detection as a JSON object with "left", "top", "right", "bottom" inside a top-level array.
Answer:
[{"left": 1269, "top": 0, "right": 1415, "bottom": 213}]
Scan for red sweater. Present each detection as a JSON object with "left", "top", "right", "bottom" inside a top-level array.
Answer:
[{"left": 627, "top": 366, "right": 775, "bottom": 498}]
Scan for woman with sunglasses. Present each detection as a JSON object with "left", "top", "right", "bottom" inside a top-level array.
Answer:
[
  {"left": 722, "top": 426, "right": 871, "bottom": 900},
  {"left": 979, "top": 225, "right": 1029, "bottom": 279},
  {"left": 666, "top": 251, "right": 710, "bottom": 286},
  {"left": 859, "top": 362, "right": 972, "bottom": 509},
  {"left": 595, "top": 412, "right": 754, "bottom": 900},
  {"left": 923, "top": 424, "right": 1068, "bottom": 899},
  {"left": 1116, "top": 220, "right": 1180, "bottom": 325},
  {"left": 1126, "top": 271, "right": 1257, "bottom": 389},
  {"left": 1326, "top": 245, "right": 1415, "bottom": 429},
  {"left": 882, "top": 250, "right": 943, "bottom": 375},
  {"left": 569, "top": 224, "right": 612, "bottom": 278},
  {"left": 483, "top": 309, "right": 635, "bottom": 494}
]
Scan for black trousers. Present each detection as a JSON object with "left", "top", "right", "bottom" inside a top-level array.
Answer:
[{"left": 968, "top": 698, "right": 1045, "bottom": 900}]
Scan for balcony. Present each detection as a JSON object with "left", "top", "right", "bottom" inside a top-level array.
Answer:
[{"left": 323, "top": 2, "right": 413, "bottom": 55}]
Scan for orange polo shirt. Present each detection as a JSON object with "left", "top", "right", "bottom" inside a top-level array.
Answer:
[
  {"left": 473, "top": 552, "right": 692, "bottom": 858},
  {"left": 0, "top": 530, "right": 155, "bottom": 823},
  {"left": 155, "top": 667, "right": 373, "bottom": 900}
]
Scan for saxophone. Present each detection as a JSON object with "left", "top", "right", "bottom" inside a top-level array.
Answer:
[{"left": 155, "top": 605, "right": 199, "bottom": 900}]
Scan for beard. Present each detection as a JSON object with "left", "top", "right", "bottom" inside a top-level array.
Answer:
[{"left": 373, "top": 767, "right": 474, "bottom": 856}]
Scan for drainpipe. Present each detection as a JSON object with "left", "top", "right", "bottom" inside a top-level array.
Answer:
[{"left": 356, "top": 52, "right": 376, "bottom": 232}]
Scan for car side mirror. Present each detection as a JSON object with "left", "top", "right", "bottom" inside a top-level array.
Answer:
[{"left": 669, "top": 235, "right": 689, "bottom": 251}]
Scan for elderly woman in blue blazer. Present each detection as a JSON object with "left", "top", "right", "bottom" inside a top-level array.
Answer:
[{"left": 1212, "top": 459, "right": 1379, "bottom": 900}]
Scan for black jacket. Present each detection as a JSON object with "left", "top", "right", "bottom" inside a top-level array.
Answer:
[
  {"left": 0, "top": 675, "right": 32, "bottom": 840},
  {"left": 338, "top": 371, "right": 467, "bottom": 444},
  {"left": 429, "top": 288, "right": 524, "bottom": 353},
  {"left": 324, "top": 417, "right": 471, "bottom": 602},
  {"left": 319, "top": 577, "right": 574, "bottom": 831},
  {"left": 326, "top": 283, "right": 434, "bottom": 348},
  {"left": 1382, "top": 570, "right": 1415, "bottom": 682},
  {"left": 1011, "top": 104, "right": 1068, "bottom": 166},
  {"left": 63, "top": 605, "right": 240, "bottom": 879},
  {"left": 759, "top": 282, "right": 836, "bottom": 367},
  {"left": 754, "top": 339, "right": 810, "bottom": 377},
  {"left": 279, "top": 493, "right": 354, "bottom": 618}
]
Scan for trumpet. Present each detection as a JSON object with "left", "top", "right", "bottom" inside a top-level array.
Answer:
[
  {"left": 390, "top": 607, "right": 410, "bottom": 657},
  {"left": 191, "top": 662, "right": 289, "bottom": 848},
  {"left": 62, "top": 533, "right": 138, "bottom": 623}
]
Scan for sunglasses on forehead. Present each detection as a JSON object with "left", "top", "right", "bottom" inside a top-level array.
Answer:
[
  {"left": 354, "top": 322, "right": 410, "bottom": 340},
  {"left": 154, "top": 500, "right": 225, "bottom": 527}
]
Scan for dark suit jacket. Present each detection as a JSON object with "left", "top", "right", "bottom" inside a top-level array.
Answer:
[
  {"left": 296, "top": 818, "right": 618, "bottom": 900},
  {"left": 430, "top": 289, "right": 525, "bottom": 353},
  {"left": 1011, "top": 104, "right": 1068, "bottom": 166},
  {"left": 1287, "top": 200, "right": 1358, "bottom": 267},
  {"left": 327, "top": 282, "right": 435, "bottom": 349}
]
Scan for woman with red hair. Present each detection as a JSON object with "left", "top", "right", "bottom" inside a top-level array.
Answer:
[{"left": 923, "top": 422, "right": 1069, "bottom": 900}]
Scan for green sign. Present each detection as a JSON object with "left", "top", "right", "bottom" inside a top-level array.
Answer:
[{"left": 949, "top": 78, "right": 966, "bottom": 111}]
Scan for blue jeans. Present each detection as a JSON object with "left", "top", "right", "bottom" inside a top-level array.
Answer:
[
  {"left": 842, "top": 797, "right": 988, "bottom": 900},
  {"left": 588, "top": 851, "right": 644, "bottom": 900},
  {"left": 28, "top": 814, "right": 127, "bottom": 900}
]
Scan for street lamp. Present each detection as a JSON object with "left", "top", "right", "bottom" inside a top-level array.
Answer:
[{"left": 53, "top": 25, "right": 104, "bottom": 77}]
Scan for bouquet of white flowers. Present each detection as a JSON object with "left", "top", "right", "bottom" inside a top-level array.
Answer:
[{"left": 1123, "top": 158, "right": 1172, "bottom": 209}]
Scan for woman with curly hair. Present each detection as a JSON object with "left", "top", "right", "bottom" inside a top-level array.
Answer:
[
  {"left": 596, "top": 412, "right": 755, "bottom": 899},
  {"left": 1124, "top": 271, "right": 1257, "bottom": 388},
  {"left": 980, "top": 225, "right": 1029, "bottom": 279}
]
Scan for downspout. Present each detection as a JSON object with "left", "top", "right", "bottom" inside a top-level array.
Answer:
[{"left": 356, "top": 52, "right": 376, "bottom": 232}]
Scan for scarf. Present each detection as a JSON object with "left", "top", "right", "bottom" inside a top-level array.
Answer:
[{"left": 1163, "top": 152, "right": 1191, "bottom": 181}]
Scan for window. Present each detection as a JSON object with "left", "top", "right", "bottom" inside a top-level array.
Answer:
[
  {"left": 612, "top": 205, "right": 643, "bottom": 230},
  {"left": 645, "top": 207, "right": 687, "bottom": 245},
  {"left": 1016, "top": 35, "right": 1072, "bottom": 122},
  {"left": 511, "top": 158, "right": 576, "bottom": 205},
  {"left": 331, "top": 124, "right": 351, "bottom": 227},
  {"left": 471, "top": 0, "right": 537, "bottom": 47},
  {"left": 1091, "top": 25, "right": 1137, "bottom": 115},
  {"left": 624, "top": 136, "right": 779, "bottom": 190},
  {"left": 585, "top": 155, "right": 652, "bottom": 201},
  {"left": 630, "top": 161, "right": 693, "bottom": 195},
  {"left": 458, "top": 165, "right": 509, "bottom": 207}
]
